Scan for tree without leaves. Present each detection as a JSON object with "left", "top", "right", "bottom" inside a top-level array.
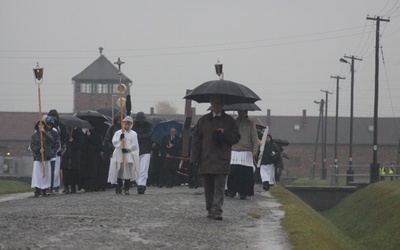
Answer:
[{"left": 155, "top": 101, "right": 178, "bottom": 114}]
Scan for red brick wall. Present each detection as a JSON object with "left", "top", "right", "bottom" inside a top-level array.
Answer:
[{"left": 74, "top": 93, "right": 121, "bottom": 112}]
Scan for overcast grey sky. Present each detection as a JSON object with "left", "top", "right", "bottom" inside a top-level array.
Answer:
[{"left": 1, "top": 0, "right": 400, "bottom": 118}]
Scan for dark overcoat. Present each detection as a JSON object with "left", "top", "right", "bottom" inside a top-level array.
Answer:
[
  {"left": 191, "top": 112, "right": 240, "bottom": 175},
  {"left": 80, "top": 129, "right": 102, "bottom": 179},
  {"left": 61, "top": 128, "right": 83, "bottom": 170},
  {"left": 161, "top": 134, "right": 182, "bottom": 170},
  {"left": 30, "top": 124, "right": 54, "bottom": 161},
  {"left": 133, "top": 121, "right": 153, "bottom": 155},
  {"left": 260, "top": 139, "right": 280, "bottom": 165}
]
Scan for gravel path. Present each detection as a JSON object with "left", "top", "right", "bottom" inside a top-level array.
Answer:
[{"left": 0, "top": 184, "right": 291, "bottom": 250}]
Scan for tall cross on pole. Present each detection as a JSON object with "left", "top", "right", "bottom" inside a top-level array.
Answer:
[
  {"left": 114, "top": 57, "right": 126, "bottom": 170},
  {"left": 114, "top": 57, "right": 125, "bottom": 73}
]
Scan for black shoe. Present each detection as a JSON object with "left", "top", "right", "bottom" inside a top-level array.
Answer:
[
  {"left": 224, "top": 190, "right": 229, "bottom": 197},
  {"left": 213, "top": 214, "right": 223, "bottom": 220},
  {"left": 229, "top": 192, "right": 236, "bottom": 198},
  {"left": 239, "top": 194, "right": 246, "bottom": 200},
  {"left": 263, "top": 181, "right": 270, "bottom": 191},
  {"left": 34, "top": 190, "right": 41, "bottom": 198},
  {"left": 41, "top": 190, "right": 48, "bottom": 197},
  {"left": 115, "top": 187, "right": 122, "bottom": 195},
  {"left": 137, "top": 186, "right": 145, "bottom": 194}
]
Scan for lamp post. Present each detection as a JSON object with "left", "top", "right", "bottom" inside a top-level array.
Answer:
[
  {"left": 33, "top": 62, "right": 45, "bottom": 177},
  {"left": 215, "top": 59, "right": 224, "bottom": 80},
  {"left": 312, "top": 99, "right": 324, "bottom": 180},
  {"left": 340, "top": 56, "right": 362, "bottom": 185}
]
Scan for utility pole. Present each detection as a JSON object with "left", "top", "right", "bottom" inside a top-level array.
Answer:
[
  {"left": 320, "top": 98, "right": 325, "bottom": 178},
  {"left": 320, "top": 89, "right": 332, "bottom": 179},
  {"left": 331, "top": 75, "right": 345, "bottom": 169},
  {"left": 312, "top": 99, "right": 324, "bottom": 180},
  {"left": 340, "top": 55, "right": 362, "bottom": 185},
  {"left": 367, "top": 15, "right": 390, "bottom": 183}
]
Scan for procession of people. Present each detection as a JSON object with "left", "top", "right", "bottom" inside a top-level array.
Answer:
[{"left": 30, "top": 100, "right": 282, "bottom": 220}]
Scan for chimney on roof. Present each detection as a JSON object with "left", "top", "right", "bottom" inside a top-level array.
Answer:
[
  {"left": 266, "top": 109, "right": 271, "bottom": 126},
  {"left": 302, "top": 109, "right": 307, "bottom": 124},
  {"left": 150, "top": 107, "right": 154, "bottom": 115},
  {"left": 99, "top": 47, "right": 103, "bottom": 55}
]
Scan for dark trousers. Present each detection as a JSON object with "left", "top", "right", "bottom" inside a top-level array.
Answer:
[
  {"left": 227, "top": 165, "right": 254, "bottom": 196},
  {"left": 50, "top": 160, "right": 56, "bottom": 189},
  {"left": 63, "top": 169, "right": 79, "bottom": 187},
  {"left": 162, "top": 168, "right": 176, "bottom": 187},
  {"left": 117, "top": 178, "right": 130, "bottom": 191},
  {"left": 202, "top": 174, "right": 226, "bottom": 215},
  {"left": 188, "top": 165, "right": 200, "bottom": 188}
]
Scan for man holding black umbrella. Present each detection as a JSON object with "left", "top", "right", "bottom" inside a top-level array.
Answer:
[{"left": 191, "top": 95, "right": 240, "bottom": 220}]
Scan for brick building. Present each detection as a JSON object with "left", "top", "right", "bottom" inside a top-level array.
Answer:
[
  {"left": 72, "top": 47, "right": 132, "bottom": 112},
  {"left": 1, "top": 109, "right": 399, "bottom": 180},
  {"left": 1, "top": 48, "right": 399, "bottom": 179}
]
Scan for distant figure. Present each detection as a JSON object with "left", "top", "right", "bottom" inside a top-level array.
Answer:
[
  {"left": 133, "top": 112, "right": 153, "bottom": 194},
  {"left": 148, "top": 142, "right": 162, "bottom": 187},
  {"left": 103, "top": 113, "right": 123, "bottom": 186},
  {"left": 111, "top": 116, "right": 140, "bottom": 195},
  {"left": 30, "top": 120, "right": 54, "bottom": 197},
  {"left": 44, "top": 116, "right": 61, "bottom": 195},
  {"left": 259, "top": 134, "right": 280, "bottom": 191},
  {"left": 227, "top": 110, "right": 258, "bottom": 200},
  {"left": 61, "top": 127, "right": 84, "bottom": 194},
  {"left": 160, "top": 127, "right": 182, "bottom": 188},
  {"left": 80, "top": 128, "right": 103, "bottom": 192},
  {"left": 47, "top": 109, "right": 68, "bottom": 194},
  {"left": 380, "top": 166, "right": 386, "bottom": 181},
  {"left": 389, "top": 163, "right": 395, "bottom": 181},
  {"left": 191, "top": 95, "right": 241, "bottom": 220}
]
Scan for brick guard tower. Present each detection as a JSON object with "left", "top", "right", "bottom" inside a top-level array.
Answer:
[{"left": 72, "top": 47, "right": 132, "bottom": 112}]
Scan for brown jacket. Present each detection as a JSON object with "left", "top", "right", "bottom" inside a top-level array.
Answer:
[{"left": 191, "top": 112, "right": 240, "bottom": 174}]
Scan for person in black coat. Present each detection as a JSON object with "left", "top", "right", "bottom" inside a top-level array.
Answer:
[
  {"left": 259, "top": 134, "right": 281, "bottom": 191},
  {"left": 103, "top": 113, "right": 123, "bottom": 186},
  {"left": 60, "top": 127, "right": 84, "bottom": 194},
  {"left": 160, "top": 127, "right": 182, "bottom": 188},
  {"left": 132, "top": 112, "right": 153, "bottom": 194},
  {"left": 80, "top": 128, "right": 103, "bottom": 192}
]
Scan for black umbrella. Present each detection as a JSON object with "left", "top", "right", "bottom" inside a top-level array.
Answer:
[
  {"left": 75, "top": 110, "right": 111, "bottom": 121},
  {"left": 184, "top": 79, "right": 261, "bottom": 105},
  {"left": 75, "top": 110, "right": 111, "bottom": 137},
  {"left": 97, "top": 106, "right": 120, "bottom": 118},
  {"left": 223, "top": 103, "right": 261, "bottom": 111},
  {"left": 207, "top": 103, "right": 262, "bottom": 111},
  {"left": 59, "top": 115, "right": 92, "bottom": 129}
]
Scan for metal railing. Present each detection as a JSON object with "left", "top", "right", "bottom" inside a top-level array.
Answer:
[{"left": 329, "top": 164, "right": 400, "bottom": 186}]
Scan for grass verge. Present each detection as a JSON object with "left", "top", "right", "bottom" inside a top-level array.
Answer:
[
  {"left": 271, "top": 184, "right": 361, "bottom": 250},
  {"left": 323, "top": 180, "right": 400, "bottom": 250},
  {"left": 0, "top": 179, "right": 32, "bottom": 195}
]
